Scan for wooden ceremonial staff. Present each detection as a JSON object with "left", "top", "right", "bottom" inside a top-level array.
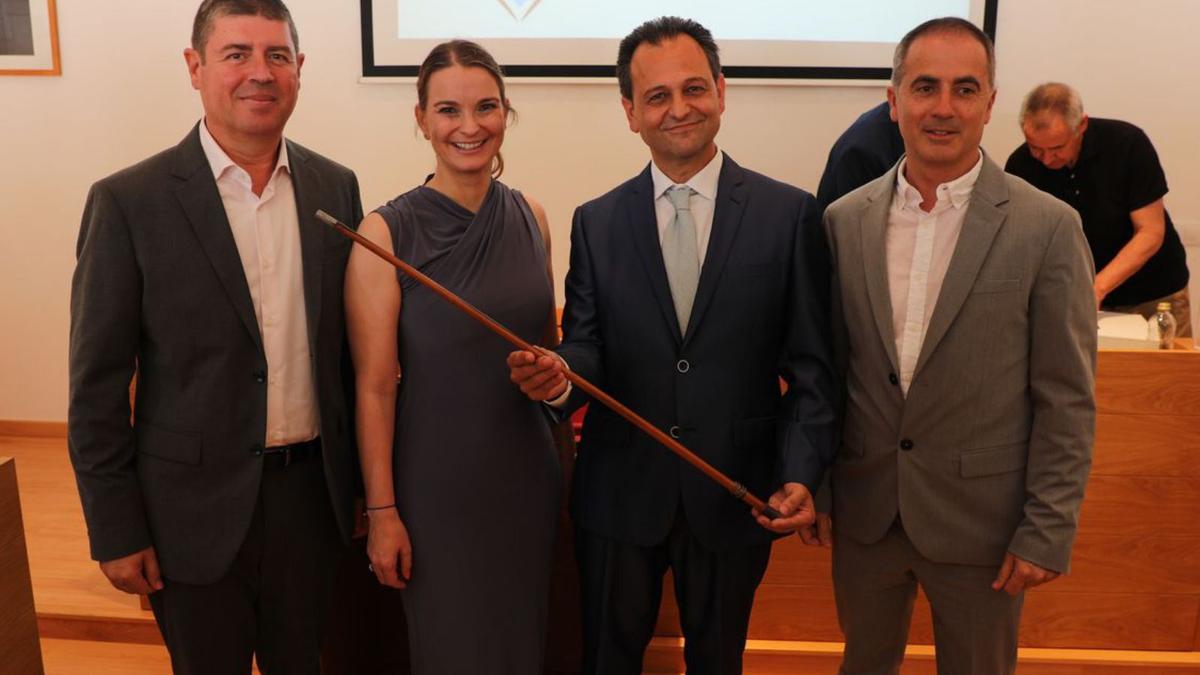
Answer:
[{"left": 316, "top": 210, "right": 784, "bottom": 522}]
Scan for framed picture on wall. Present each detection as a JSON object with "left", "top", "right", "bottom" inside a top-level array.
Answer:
[
  {"left": 360, "top": 0, "right": 998, "bottom": 80},
  {"left": 0, "top": 0, "right": 60, "bottom": 75}
]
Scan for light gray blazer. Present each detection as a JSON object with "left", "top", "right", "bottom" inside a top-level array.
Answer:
[{"left": 824, "top": 154, "right": 1096, "bottom": 573}]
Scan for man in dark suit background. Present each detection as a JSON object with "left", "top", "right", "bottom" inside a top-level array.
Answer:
[
  {"left": 816, "top": 101, "right": 905, "bottom": 210},
  {"left": 67, "top": 1, "right": 362, "bottom": 672},
  {"left": 509, "top": 16, "right": 838, "bottom": 675}
]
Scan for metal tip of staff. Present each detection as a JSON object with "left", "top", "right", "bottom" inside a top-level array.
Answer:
[{"left": 315, "top": 210, "right": 340, "bottom": 227}]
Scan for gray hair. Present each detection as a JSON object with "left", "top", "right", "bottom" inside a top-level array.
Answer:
[
  {"left": 892, "top": 16, "right": 995, "bottom": 88},
  {"left": 1019, "top": 82, "right": 1086, "bottom": 132}
]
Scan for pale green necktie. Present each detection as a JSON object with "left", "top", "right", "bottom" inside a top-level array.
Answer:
[{"left": 664, "top": 186, "right": 700, "bottom": 334}]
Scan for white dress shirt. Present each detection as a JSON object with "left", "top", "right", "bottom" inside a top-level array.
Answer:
[
  {"left": 199, "top": 120, "right": 318, "bottom": 447},
  {"left": 650, "top": 149, "right": 723, "bottom": 267},
  {"left": 887, "top": 152, "right": 984, "bottom": 395}
]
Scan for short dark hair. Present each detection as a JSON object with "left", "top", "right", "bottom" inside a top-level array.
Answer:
[
  {"left": 616, "top": 16, "right": 720, "bottom": 100},
  {"left": 416, "top": 40, "right": 515, "bottom": 179},
  {"left": 191, "top": 0, "right": 299, "bottom": 57},
  {"left": 891, "top": 16, "right": 994, "bottom": 88}
]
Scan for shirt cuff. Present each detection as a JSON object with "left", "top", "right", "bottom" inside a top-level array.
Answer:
[{"left": 545, "top": 382, "right": 573, "bottom": 409}]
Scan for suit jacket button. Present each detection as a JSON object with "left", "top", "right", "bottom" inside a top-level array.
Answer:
[
  {"left": 676, "top": 359, "right": 691, "bottom": 373},
  {"left": 669, "top": 425, "right": 681, "bottom": 439},
  {"left": 250, "top": 443, "right": 264, "bottom": 457},
  {"left": 253, "top": 369, "right": 267, "bottom": 383},
  {"left": 899, "top": 439, "right": 914, "bottom": 451},
  {"left": 888, "top": 373, "right": 899, "bottom": 386}
]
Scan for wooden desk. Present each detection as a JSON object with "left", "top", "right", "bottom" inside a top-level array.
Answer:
[
  {"left": 652, "top": 345, "right": 1200, "bottom": 651},
  {"left": 1, "top": 457, "right": 45, "bottom": 674}
]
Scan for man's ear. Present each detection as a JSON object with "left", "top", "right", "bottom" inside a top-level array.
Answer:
[
  {"left": 184, "top": 48, "right": 202, "bottom": 91},
  {"left": 621, "top": 96, "right": 639, "bottom": 134}
]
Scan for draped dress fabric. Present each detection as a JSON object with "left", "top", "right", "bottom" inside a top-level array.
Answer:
[{"left": 375, "top": 181, "right": 560, "bottom": 674}]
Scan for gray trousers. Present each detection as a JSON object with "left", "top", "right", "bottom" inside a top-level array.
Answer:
[{"left": 832, "top": 521, "right": 1024, "bottom": 675}]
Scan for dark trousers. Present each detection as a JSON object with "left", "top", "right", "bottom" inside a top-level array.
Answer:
[
  {"left": 576, "top": 509, "right": 771, "bottom": 675},
  {"left": 148, "top": 449, "right": 343, "bottom": 675}
]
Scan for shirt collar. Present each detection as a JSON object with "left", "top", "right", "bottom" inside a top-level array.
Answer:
[
  {"left": 650, "top": 148, "right": 723, "bottom": 202},
  {"left": 894, "top": 150, "right": 983, "bottom": 211},
  {"left": 198, "top": 118, "right": 290, "bottom": 182}
]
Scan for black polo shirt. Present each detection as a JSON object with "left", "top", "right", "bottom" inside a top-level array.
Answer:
[{"left": 1006, "top": 117, "right": 1188, "bottom": 306}]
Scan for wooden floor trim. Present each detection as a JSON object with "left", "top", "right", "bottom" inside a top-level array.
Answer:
[
  {"left": 0, "top": 420, "right": 67, "bottom": 438},
  {"left": 647, "top": 637, "right": 1200, "bottom": 671},
  {"left": 37, "top": 614, "right": 161, "bottom": 645}
]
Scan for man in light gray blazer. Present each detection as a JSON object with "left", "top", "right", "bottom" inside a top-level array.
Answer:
[{"left": 819, "top": 17, "right": 1096, "bottom": 674}]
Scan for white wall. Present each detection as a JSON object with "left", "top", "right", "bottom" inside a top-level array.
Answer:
[{"left": 2, "top": 0, "right": 1198, "bottom": 421}]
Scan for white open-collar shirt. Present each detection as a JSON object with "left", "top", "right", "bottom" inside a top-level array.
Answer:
[
  {"left": 887, "top": 151, "right": 983, "bottom": 395},
  {"left": 199, "top": 120, "right": 318, "bottom": 447}
]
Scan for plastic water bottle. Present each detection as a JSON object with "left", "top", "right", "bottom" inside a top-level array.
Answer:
[{"left": 1153, "top": 301, "right": 1177, "bottom": 350}]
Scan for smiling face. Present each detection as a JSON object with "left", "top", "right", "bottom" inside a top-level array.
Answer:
[
  {"left": 621, "top": 34, "right": 725, "bottom": 180},
  {"left": 1022, "top": 112, "right": 1087, "bottom": 170},
  {"left": 416, "top": 64, "right": 508, "bottom": 179},
  {"left": 184, "top": 13, "right": 302, "bottom": 148},
  {"left": 888, "top": 30, "right": 995, "bottom": 183}
]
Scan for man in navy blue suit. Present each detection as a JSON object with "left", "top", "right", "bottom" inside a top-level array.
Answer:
[
  {"left": 817, "top": 101, "right": 905, "bottom": 210},
  {"left": 508, "top": 16, "right": 838, "bottom": 675}
]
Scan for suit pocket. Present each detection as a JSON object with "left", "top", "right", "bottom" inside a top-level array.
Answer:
[
  {"left": 733, "top": 416, "right": 776, "bottom": 449},
  {"left": 136, "top": 422, "right": 202, "bottom": 466},
  {"left": 960, "top": 443, "right": 1027, "bottom": 478},
  {"left": 970, "top": 278, "right": 1022, "bottom": 294}
]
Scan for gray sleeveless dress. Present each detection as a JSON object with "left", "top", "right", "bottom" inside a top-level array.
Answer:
[{"left": 376, "top": 181, "right": 560, "bottom": 674}]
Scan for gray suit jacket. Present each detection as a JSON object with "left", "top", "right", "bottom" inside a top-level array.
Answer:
[
  {"left": 68, "top": 125, "right": 363, "bottom": 584},
  {"left": 824, "top": 154, "right": 1096, "bottom": 573}
]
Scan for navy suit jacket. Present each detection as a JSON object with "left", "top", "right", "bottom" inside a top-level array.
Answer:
[
  {"left": 559, "top": 153, "right": 839, "bottom": 551},
  {"left": 816, "top": 102, "right": 905, "bottom": 210},
  {"left": 68, "top": 125, "right": 363, "bottom": 584}
]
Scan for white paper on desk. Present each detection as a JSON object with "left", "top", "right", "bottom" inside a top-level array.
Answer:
[{"left": 1097, "top": 311, "right": 1156, "bottom": 348}]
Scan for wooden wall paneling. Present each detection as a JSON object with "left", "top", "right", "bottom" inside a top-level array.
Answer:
[
  {"left": 1055, "top": 534, "right": 1200, "bottom": 594},
  {"left": 0, "top": 420, "right": 67, "bottom": 438},
  {"left": 661, "top": 574, "right": 1199, "bottom": 651},
  {"left": 1078, "top": 476, "right": 1200, "bottom": 536},
  {"left": 1092, "top": 413, "right": 1200, "bottom": 476},
  {"left": 0, "top": 457, "right": 45, "bottom": 674},
  {"left": 759, "top": 536, "right": 832, "bottom": 586},
  {"left": 1095, "top": 351, "right": 1200, "bottom": 415},
  {"left": 1018, "top": 592, "right": 1200, "bottom": 650}
]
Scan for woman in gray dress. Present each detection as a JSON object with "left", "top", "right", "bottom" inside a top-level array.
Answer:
[{"left": 345, "top": 40, "right": 561, "bottom": 673}]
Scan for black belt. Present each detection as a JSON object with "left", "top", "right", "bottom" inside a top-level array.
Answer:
[{"left": 262, "top": 436, "right": 321, "bottom": 468}]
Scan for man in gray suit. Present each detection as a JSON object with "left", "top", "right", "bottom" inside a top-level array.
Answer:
[
  {"left": 68, "top": 1, "right": 361, "bottom": 672},
  {"left": 819, "top": 17, "right": 1096, "bottom": 674}
]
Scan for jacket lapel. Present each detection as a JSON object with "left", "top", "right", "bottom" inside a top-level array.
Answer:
[
  {"left": 859, "top": 166, "right": 901, "bottom": 372},
  {"left": 683, "top": 153, "right": 746, "bottom": 345},
  {"left": 288, "top": 140, "right": 323, "bottom": 350},
  {"left": 171, "top": 125, "right": 264, "bottom": 355},
  {"left": 626, "top": 164, "right": 683, "bottom": 344},
  {"left": 912, "top": 155, "right": 1009, "bottom": 377}
]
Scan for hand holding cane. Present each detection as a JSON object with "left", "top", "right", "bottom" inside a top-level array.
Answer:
[{"left": 316, "top": 210, "right": 785, "bottom": 522}]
